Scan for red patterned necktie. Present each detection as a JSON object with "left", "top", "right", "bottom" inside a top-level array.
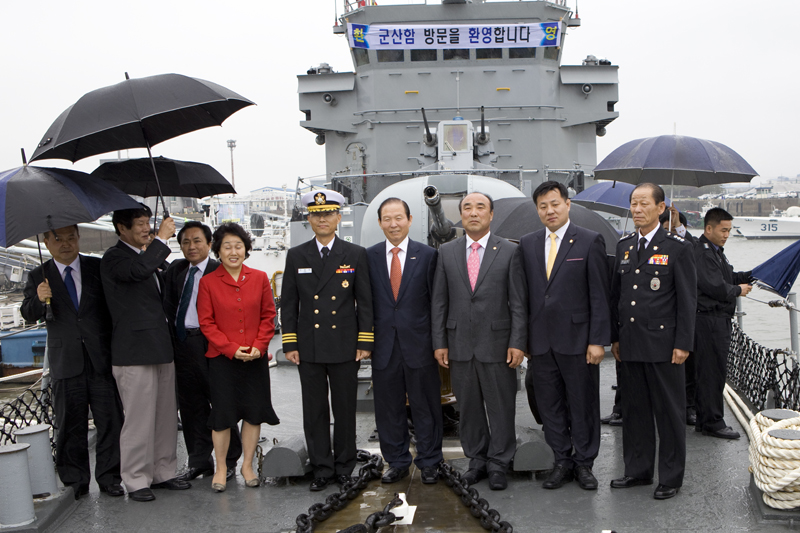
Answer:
[
  {"left": 390, "top": 247, "right": 401, "bottom": 300},
  {"left": 468, "top": 242, "right": 481, "bottom": 291}
]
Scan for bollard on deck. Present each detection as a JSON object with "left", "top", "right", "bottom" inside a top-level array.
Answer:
[
  {"left": 0, "top": 443, "right": 36, "bottom": 528},
  {"left": 15, "top": 424, "right": 58, "bottom": 499},
  {"left": 261, "top": 435, "right": 313, "bottom": 477}
]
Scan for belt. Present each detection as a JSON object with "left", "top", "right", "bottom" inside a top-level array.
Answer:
[
  {"left": 185, "top": 328, "right": 204, "bottom": 337},
  {"left": 696, "top": 311, "right": 731, "bottom": 319}
]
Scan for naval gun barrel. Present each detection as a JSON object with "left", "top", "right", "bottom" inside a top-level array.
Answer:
[
  {"left": 424, "top": 185, "right": 455, "bottom": 244},
  {"left": 421, "top": 108, "right": 436, "bottom": 146}
]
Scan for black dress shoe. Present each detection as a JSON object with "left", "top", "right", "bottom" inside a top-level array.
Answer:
[
  {"left": 128, "top": 488, "right": 156, "bottom": 502},
  {"left": 461, "top": 469, "right": 487, "bottom": 486},
  {"left": 177, "top": 466, "right": 213, "bottom": 481},
  {"left": 420, "top": 466, "right": 439, "bottom": 484},
  {"left": 653, "top": 484, "right": 680, "bottom": 500},
  {"left": 151, "top": 478, "right": 191, "bottom": 490},
  {"left": 310, "top": 476, "right": 334, "bottom": 491},
  {"left": 610, "top": 476, "right": 653, "bottom": 489},
  {"left": 542, "top": 463, "right": 574, "bottom": 489},
  {"left": 72, "top": 485, "right": 89, "bottom": 500},
  {"left": 574, "top": 466, "right": 598, "bottom": 490},
  {"left": 336, "top": 474, "right": 353, "bottom": 486},
  {"left": 381, "top": 466, "right": 409, "bottom": 484},
  {"left": 488, "top": 471, "right": 507, "bottom": 491},
  {"left": 600, "top": 412, "right": 622, "bottom": 425},
  {"left": 702, "top": 426, "right": 740, "bottom": 439},
  {"left": 686, "top": 409, "right": 697, "bottom": 426},
  {"left": 99, "top": 483, "right": 125, "bottom": 497},
  {"left": 226, "top": 467, "right": 236, "bottom": 480}
]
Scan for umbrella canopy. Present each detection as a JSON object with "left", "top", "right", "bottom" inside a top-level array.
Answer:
[
  {"left": 573, "top": 181, "right": 671, "bottom": 217},
  {"left": 489, "top": 197, "right": 620, "bottom": 255},
  {"left": 30, "top": 73, "right": 255, "bottom": 163},
  {"left": 0, "top": 166, "right": 141, "bottom": 247},
  {"left": 751, "top": 240, "right": 800, "bottom": 298},
  {"left": 593, "top": 135, "right": 758, "bottom": 187},
  {"left": 92, "top": 156, "right": 235, "bottom": 198}
]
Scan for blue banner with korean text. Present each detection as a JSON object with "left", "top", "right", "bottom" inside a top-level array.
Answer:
[{"left": 348, "top": 22, "right": 561, "bottom": 50}]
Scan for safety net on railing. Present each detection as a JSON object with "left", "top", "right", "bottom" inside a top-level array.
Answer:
[{"left": 0, "top": 381, "right": 55, "bottom": 457}]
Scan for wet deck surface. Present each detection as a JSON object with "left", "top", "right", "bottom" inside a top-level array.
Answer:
[{"left": 50, "top": 347, "right": 795, "bottom": 532}]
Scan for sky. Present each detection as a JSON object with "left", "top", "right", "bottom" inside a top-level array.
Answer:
[{"left": 1, "top": 0, "right": 798, "bottom": 195}]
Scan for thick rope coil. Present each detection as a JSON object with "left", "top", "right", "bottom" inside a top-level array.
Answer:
[{"left": 749, "top": 412, "right": 800, "bottom": 509}]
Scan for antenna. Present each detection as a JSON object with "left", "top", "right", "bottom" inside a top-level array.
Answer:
[{"left": 456, "top": 71, "right": 461, "bottom": 114}]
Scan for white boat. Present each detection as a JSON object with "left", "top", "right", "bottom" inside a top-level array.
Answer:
[{"left": 734, "top": 206, "right": 800, "bottom": 239}]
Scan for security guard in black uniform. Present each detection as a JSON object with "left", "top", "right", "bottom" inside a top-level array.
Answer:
[
  {"left": 610, "top": 183, "right": 697, "bottom": 501},
  {"left": 694, "top": 207, "right": 752, "bottom": 439},
  {"left": 281, "top": 189, "right": 374, "bottom": 491}
]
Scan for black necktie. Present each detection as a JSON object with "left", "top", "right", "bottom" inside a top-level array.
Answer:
[
  {"left": 175, "top": 266, "right": 199, "bottom": 342},
  {"left": 638, "top": 237, "right": 647, "bottom": 253},
  {"left": 321, "top": 246, "right": 330, "bottom": 263}
]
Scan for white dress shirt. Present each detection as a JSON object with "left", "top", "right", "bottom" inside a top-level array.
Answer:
[
  {"left": 316, "top": 236, "right": 336, "bottom": 257},
  {"left": 637, "top": 224, "right": 660, "bottom": 250},
  {"left": 54, "top": 256, "right": 82, "bottom": 304},
  {"left": 385, "top": 236, "right": 409, "bottom": 275},
  {"left": 465, "top": 232, "right": 491, "bottom": 265},
  {"left": 544, "top": 220, "right": 571, "bottom": 260},
  {"left": 179, "top": 256, "right": 209, "bottom": 330}
]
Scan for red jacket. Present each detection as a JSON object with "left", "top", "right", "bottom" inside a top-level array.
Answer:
[{"left": 198, "top": 264, "right": 276, "bottom": 359}]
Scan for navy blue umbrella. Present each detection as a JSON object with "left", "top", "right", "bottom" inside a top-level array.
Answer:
[
  {"left": 573, "top": 181, "right": 671, "bottom": 217},
  {"left": 751, "top": 240, "right": 800, "bottom": 298},
  {"left": 594, "top": 135, "right": 758, "bottom": 187},
  {"left": 0, "top": 165, "right": 141, "bottom": 248}
]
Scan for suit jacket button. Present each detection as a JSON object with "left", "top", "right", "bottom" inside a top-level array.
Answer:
[
  {"left": 237, "top": 298, "right": 241, "bottom": 301},
  {"left": 315, "top": 324, "right": 320, "bottom": 328},
  {"left": 631, "top": 301, "right": 636, "bottom": 306},
  {"left": 332, "top": 325, "right": 336, "bottom": 329},
  {"left": 314, "top": 295, "right": 319, "bottom": 300},
  {"left": 331, "top": 296, "right": 336, "bottom": 300},
  {"left": 236, "top": 288, "right": 240, "bottom": 292},
  {"left": 660, "top": 325, "right": 664, "bottom": 329},
  {"left": 332, "top": 311, "right": 336, "bottom": 315},
  {"left": 239, "top": 329, "right": 244, "bottom": 333},
  {"left": 635, "top": 269, "right": 640, "bottom": 274},
  {"left": 545, "top": 295, "right": 549, "bottom": 299},
  {"left": 633, "top": 285, "right": 638, "bottom": 289},
  {"left": 314, "top": 310, "right": 319, "bottom": 314},
  {"left": 630, "top": 317, "right": 635, "bottom": 322}
]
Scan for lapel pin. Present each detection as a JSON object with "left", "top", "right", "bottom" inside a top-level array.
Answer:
[
  {"left": 569, "top": 239, "right": 574, "bottom": 243},
  {"left": 654, "top": 246, "right": 658, "bottom": 250},
  {"left": 629, "top": 246, "right": 634, "bottom": 250},
  {"left": 493, "top": 247, "right": 497, "bottom": 250}
]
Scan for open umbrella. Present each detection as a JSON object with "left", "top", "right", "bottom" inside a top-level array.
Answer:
[
  {"left": 91, "top": 156, "right": 235, "bottom": 198},
  {"left": 488, "top": 197, "right": 620, "bottom": 255},
  {"left": 751, "top": 240, "right": 800, "bottom": 298},
  {"left": 29, "top": 73, "right": 254, "bottom": 217},
  {"left": 594, "top": 135, "right": 758, "bottom": 191},
  {"left": 573, "top": 181, "right": 671, "bottom": 217}
]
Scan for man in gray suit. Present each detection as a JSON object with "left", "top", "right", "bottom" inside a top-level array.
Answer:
[{"left": 432, "top": 192, "right": 527, "bottom": 491}]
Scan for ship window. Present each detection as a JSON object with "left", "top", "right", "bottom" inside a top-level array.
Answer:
[
  {"left": 411, "top": 49, "right": 437, "bottom": 61},
  {"left": 353, "top": 48, "right": 369, "bottom": 67},
  {"left": 543, "top": 46, "right": 560, "bottom": 61},
  {"left": 477, "top": 48, "right": 502, "bottom": 60},
  {"left": 377, "top": 50, "right": 404, "bottom": 62},
  {"left": 509, "top": 48, "right": 536, "bottom": 59},
  {"left": 443, "top": 49, "right": 470, "bottom": 61},
  {"left": 443, "top": 124, "right": 469, "bottom": 152}
]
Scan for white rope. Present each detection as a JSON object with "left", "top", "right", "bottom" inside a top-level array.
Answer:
[{"left": 749, "top": 411, "right": 800, "bottom": 509}]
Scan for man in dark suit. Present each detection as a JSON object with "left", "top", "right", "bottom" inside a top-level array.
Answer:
[
  {"left": 101, "top": 204, "right": 190, "bottom": 502},
  {"left": 366, "top": 197, "right": 442, "bottom": 485},
  {"left": 694, "top": 208, "right": 752, "bottom": 439},
  {"left": 163, "top": 221, "right": 242, "bottom": 481},
  {"left": 517, "top": 181, "right": 610, "bottom": 491},
  {"left": 610, "top": 183, "right": 697, "bottom": 501},
  {"left": 21, "top": 225, "right": 124, "bottom": 500},
  {"left": 281, "top": 189, "right": 374, "bottom": 491},
  {"left": 431, "top": 192, "right": 527, "bottom": 491}
]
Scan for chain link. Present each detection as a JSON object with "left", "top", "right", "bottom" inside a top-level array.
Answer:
[{"left": 438, "top": 462, "right": 513, "bottom": 533}]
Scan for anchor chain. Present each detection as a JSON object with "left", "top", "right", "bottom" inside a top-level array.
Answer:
[
  {"left": 295, "top": 450, "right": 390, "bottom": 533},
  {"left": 438, "top": 461, "right": 513, "bottom": 533}
]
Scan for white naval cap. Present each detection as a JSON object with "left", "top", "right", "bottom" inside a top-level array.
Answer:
[{"left": 302, "top": 189, "right": 345, "bottom": 213}]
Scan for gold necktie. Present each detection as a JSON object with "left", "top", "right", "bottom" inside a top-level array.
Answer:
[{"left": 546, "top": 233, "right": 558, "bottom": 280}]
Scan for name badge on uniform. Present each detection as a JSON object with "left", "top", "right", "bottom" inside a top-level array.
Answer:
[
  {"left": 298, "top": 268, "right": 312, "bottom": 274},
  {"left": 650, "top": 278, "right": 661, "bottom": 291},
  {"left": 620, "top": 259, "right": 630, "bottom": 265},
  {"left": 648, "top": 254, "right": 669, "bottom": 265}
]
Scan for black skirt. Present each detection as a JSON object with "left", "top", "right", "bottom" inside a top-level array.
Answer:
[{"left": 207, "top": 354, "right": 280, "bottom": 430}]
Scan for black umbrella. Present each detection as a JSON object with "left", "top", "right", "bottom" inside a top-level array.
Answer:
[
  {"left": 594, "top": 135, "right": 758, "bottom": 191},
  {"left": 92, "top": 156, "right": 235, "bottom": 198},
  {"left": 30, "top": 73, "right": 254, "bottom": 216},
  {"left": 489, "top": 197, "right": 620, "bottom": 256}
]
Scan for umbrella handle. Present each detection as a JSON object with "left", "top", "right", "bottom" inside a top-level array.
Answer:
[{"left": 45, "top": 298, "right": 54, "bottom": 321}]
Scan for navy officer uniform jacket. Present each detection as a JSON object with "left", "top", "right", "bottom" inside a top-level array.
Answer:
[{"left": 281, "top": 236, "right": 373, "bottom": 362}]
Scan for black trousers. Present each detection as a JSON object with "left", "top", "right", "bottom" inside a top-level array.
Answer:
[
  {"left": 685, "top": 351, "right": 696, "bottom": 411},
  {"left": 531, "top": 349, "right": 600, "bottom": 468},
  {"left": 694, "top": 315, "right": 732, "bottom": 432},
  {"left": 620, "top": 360, "right": 686, "bottom": 488},
  {"left": 174, "top": 331, "right": 241, "bottom": 470},
  {"left": 372, "top": 338, "right": 443, "bottom": 469},
  {"left": 52, "top": 348, "right": 123, "bottom": 489},
  {"left": 298, "top": 359, "right": 359, "bottom": 478}
]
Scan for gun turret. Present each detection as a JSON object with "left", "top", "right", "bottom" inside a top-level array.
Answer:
[{"left": 424, "top": 185, "right": 456, "bottom": 244}]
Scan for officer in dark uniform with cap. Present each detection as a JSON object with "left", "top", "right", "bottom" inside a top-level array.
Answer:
[
  {"left": 281, "top": 189, "right": 374, "bottom": 491},
  {"left": 694, "top": 207, "right": 752, "bottom": 439},
  {"left": 609, "top": 183, "right": 697, "bottom": 501}
]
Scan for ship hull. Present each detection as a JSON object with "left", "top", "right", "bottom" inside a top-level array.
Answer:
[{"left": 733, "top": 217, "right": 800, "bottom": 239}]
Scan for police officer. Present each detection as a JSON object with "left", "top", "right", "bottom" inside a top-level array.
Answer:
[
  {"left": 281, "top": 189, "right": 374, "bottom": 491},
  {"left": 694, "top": 208, "right": 752, "bottom": 439},
  {"left": 610, "top": 183, "right": 697, "bottom": 501}
]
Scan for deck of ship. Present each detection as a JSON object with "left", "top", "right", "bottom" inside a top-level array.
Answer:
[{"left": 42, "top": 343, "right": 785, "bottom": 533}]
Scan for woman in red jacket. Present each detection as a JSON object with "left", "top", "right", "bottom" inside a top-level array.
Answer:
[{"left": 198, "top": 223, "right": 279, "bottom": 492}]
